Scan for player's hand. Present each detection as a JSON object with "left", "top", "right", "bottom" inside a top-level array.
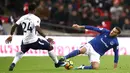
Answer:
[
  {"left": 47, "top": 38, "right": 54, "bottom": 45},
  {"left": 72, "top": 24, "right": 80, "bottom": 29},
  {"left": 114, "top": 63, "right": 118, "bottom": 69},
  {"left": 5, "top": 35, "right": 12, "bottom": 44}
]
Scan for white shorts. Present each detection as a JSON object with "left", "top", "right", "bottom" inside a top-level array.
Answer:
[{"left": 82, "top": 43, "right": 100, "bottom": 63}]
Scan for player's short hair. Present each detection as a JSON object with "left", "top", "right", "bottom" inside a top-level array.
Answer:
[
  {"left": 29, "top": 3, "right": 36, "bottom": 12},
  {"left": 115, "top": 27, "right": 121, "bottom": 34}
]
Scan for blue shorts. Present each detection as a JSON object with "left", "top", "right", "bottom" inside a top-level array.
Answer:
[{"left": 21, "top": 38, "right": 50, "bottom": 53}]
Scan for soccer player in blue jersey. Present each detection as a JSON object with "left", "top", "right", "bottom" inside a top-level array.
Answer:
[{"left": 59, "top": 24, "right": 121, "bottom": 70}]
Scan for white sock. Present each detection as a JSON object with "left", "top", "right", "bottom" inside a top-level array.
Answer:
[
  {"left": 48, "top": 50, "right": 58, "bottom": 64},
  {"left": 12, "top": 51, "right": 24, "bottom": 64}
]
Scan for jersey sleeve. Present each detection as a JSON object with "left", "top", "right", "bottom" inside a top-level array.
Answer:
[
  {"left": 16, "top": 17, "right": 24, "bottom": 25},
  {"left": 85, "top": 25, "right": 108, "bottom": 33},
  {"left": 34, "top": 17, "right": 41, "bottom": 26}
]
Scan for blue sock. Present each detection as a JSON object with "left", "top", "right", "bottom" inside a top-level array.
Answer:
[
  {"left": 84, "top": 65, "right": 93, "bottom": 69},
  {"left": 64, "top": 50, "right": 80, "bottom": 59}
]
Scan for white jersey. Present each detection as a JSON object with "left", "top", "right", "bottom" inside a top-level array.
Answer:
[{"left": 16, "top": 13, "right": 41, "bottom": 44}]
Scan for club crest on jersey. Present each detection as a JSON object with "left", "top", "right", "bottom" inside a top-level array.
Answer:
[{"left": 110, "top": 41, "right": 114, "bottom": 45}]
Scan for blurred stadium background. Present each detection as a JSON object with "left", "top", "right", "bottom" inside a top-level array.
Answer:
[
  {"left": 0, "top": 0, "right": 130, "bottom": 73},
  {"left": 0, "top": 0, "right": 130, "bottom": 36}
]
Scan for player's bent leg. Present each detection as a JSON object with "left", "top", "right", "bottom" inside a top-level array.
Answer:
[
  {"left": 12, "top": 52, "right": 24, "bottom": 64},
  {"left": 87, "top": 43, "right": 100, "bottom": 70},
  {"left": 9, "top": 51, "right": 24, "bottom": 71},
  {"left": 47, "top": 45, "right": 65, "bottom": 68},
  {"left": 35, "top": 39, "right": 63, "bottom": 68},
  {"left": 48, "top": 50, "right": 59, "bottom": 67},
  {"left": 87, "top": 55, "right": 100, "bottom": 70}
]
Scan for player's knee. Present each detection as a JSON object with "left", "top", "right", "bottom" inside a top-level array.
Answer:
[
  {"left": 79, "top": 47, "right": 86, "bottom": 54},
  {"left": 91, "top": 62, "right": 99, "bottom": 70},
  {"left": 92, "top": 65, "right": 99, "bottom": 69},
  {"left": 48, "top": 45, "right": 53, "bottom": 51}
]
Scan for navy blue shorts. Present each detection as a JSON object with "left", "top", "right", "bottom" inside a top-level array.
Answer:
[{"left": 21, "top": 38, "right": 50, "bottom": 53}]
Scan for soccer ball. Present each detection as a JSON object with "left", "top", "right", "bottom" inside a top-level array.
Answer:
[{"left": 64, "top": 59, "right": 74, "bottom": 70}]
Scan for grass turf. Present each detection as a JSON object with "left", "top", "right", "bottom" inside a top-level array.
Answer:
[{"left": 0, "top": 56, "right": 130, "bottom": 73}]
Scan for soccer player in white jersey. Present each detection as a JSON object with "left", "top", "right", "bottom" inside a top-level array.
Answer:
[{"left": 5, "top": 4, "right": 63, "bottom": 71}]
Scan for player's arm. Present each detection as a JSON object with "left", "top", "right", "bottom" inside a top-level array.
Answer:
[
  {"left": 10, "top": 24, "right": 18, "bottom": 35},
  {"left": 5, "top": 24, "right": 18, "bottom": 43},
  {"left": 36, "top": 26, "right": 46, "bottom": 38},
  {"left": 36, "top": 26, "right": 54, "bottom": 44},
  {"left": 35, "top": 18, "right": 54, "bottom": 44},
  {"left": 5, "top": 16, "right": 23, "bottom": 44},
  {"left": 72, "top": 24, "right": 107, "bottom": 33},
  {"left": 113, "top": 46, "right": 119, "bottom": 69}
]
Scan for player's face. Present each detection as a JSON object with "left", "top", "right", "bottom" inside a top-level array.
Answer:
[{"left": 110, "top": 28, "right": 119, "bottom": 37}]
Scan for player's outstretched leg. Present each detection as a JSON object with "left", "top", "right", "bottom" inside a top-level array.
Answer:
[
  {"left": 9, "top": 51, "right": 24, "bottom": 71},
  {"left": 59, "top": 50, "right": 80, "bottom": 62}
]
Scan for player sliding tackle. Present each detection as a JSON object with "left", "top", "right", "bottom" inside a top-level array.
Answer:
[
  {"left": 59, "top": 24, "right": 121, "bottom": 70},
  {"left": 5, "top": 3, "right": 64, "bottom": 71}
]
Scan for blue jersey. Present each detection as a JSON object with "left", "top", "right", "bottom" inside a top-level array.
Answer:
[{"left": 85, "top": 26, "right": 119, "bottom": 63}]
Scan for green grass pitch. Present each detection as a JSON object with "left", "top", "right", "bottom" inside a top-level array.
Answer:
[{"left": 0, "top": 56, "right": 130, "bottom": 73}]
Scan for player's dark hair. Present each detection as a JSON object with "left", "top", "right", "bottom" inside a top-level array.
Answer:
[
  {"left": 28, "top": 3, "right": 36, "bottom": 12},
  {"left": 115, "top": 27, "right": 121, "bottom": 34}
]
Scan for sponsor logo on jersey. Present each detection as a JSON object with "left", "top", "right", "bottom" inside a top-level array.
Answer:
[{"left": 100, "top": 38, "right": 108, "bottom": 48}]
